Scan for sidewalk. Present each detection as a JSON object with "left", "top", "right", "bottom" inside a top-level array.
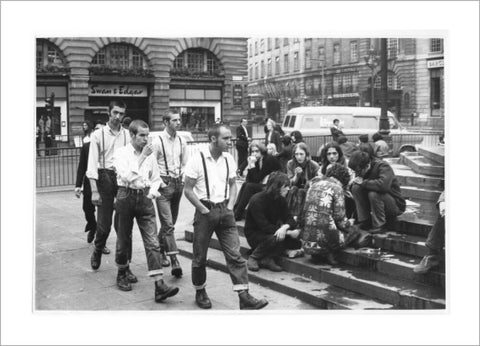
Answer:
[{"left": 35, "top": 190, "right": 316, "bottom": 311}]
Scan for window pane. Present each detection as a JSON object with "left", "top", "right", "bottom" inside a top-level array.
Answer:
[
  {"left": 205, "top": 90, "right": 221, "bottom": 100},
  {"left": 110, "top": 44, "right": 129, "bottom": 68},
  {"left": 333, "top": 44, "right": 340, "bottom": 64},
  {"left": 174, "top": 53, "right": 185, "bottom": 69},
  {"left": 275, "top": 38, "right": 280, "bottom": 48},
  {"left": 267, "top": 58, "right": 272, "bottom": 76},
  {"left": 284, "top": 54, "right": 289, "bottom": 73},
  {"left": 350, "top": 41, "right": 358, "bottom": 62},
  {"left": 132, "top": 51, "right": 143, "bottom": 68},
  {"left": 387, "top": 39, "right": 398, "bottom": 59},
  {"left": 37, "top": 42, "right": 44, "bottom": 68},
  {"left": 206, "top": 53, "right": 218, "bottom": 74},
  {"left": 186, "top": 89, "right": 204, "bottom": 100},
  {"left": 293, "top": 52, "right": 299, "bottom": 71},
  {"left": 305, "top": 50, "right": 311, "bottom": 69},
  {"left": 169, "top": 89, "right": 185, "bottom": 99},
  {"left": 289, "top": 115, "right": 296, "bottom": 127},
  {"left": 187, "top": 51, "right": 204, "bottom": 72},
  {"left": 275, "top": 56, "right": 280, "bottom": 75},
  {"left": 430, "top": 39, "right": 443, "bottom": 53}
]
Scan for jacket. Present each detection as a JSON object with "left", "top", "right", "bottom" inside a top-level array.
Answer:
[
  {"left": 264, "top": 130, "right": 282, "bottom": 152},
  {"left": 246, "top": 154, "right": 281, "bottom": 184},
  {"left": 235, "top": 125, "right": 250, "bottom": 149}
]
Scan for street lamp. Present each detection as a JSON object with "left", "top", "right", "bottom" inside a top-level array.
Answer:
[{"left": 364, "top": 48, "right": 379, "bottom": 107}]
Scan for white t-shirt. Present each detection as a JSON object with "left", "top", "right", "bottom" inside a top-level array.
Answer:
[{"left": 184, "top": 147, "right": 237, "bottom": 203}]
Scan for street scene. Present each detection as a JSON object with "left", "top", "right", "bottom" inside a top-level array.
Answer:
[{"left": 35, "top": 36, "right": 446, "bottom": 312}]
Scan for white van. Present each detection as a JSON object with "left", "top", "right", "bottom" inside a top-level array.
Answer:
[{"left": 282, "top": 106, "right": 423, "bottom": 156}]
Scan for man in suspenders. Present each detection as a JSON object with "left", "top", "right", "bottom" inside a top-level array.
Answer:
[
  {"left": 152, "top": 110, "right": 187, "bottom": 277},
  {"left": 86, "top": 101, "right": 135, "bottom": 281},
  {"left": 184, "top": 124, "right": 268, "bottom": 310}
]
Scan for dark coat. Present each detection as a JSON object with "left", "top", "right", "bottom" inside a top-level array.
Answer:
[
  {"left": 235, "top": 125, "right": 250, "bottom": 149},
  {"left": 277, "top": 143, "right": 293, "bottom": 172},
  {"left": 330, "top": 126, "right": 344, "bottom": 142},
  {"left": 75, "top": 142, "right": 91, "bottom": 192},
  {"left": 244, "top": 191, "right": 297, "bottom": 248},
  {"left": 246, "top": 154, "right": 281, "bottom": 184},
  {"left": 361, "top": 159, "right": 406, "bottom": 212},
  {"left": 264, "top": 130, "right": 282, "bottom": 152}
]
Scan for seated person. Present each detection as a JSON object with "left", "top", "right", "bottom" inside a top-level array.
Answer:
[
  {"left": 245, "top": 172, "right": 302, "bottom": 272},
  {"left": 372, "top": 132, "right": 390, "bottom": 158},
  {"left": 348, "top": 151, "right": 406, "bottom": 233},
  {"left": 300, "top": 163, "right": 358, "bottom": 265},
  {"left": 357, "top": 134, "right": 375, "bottom": 153},
  {"left": 414, "top": 191, "right": 445, "bottom": 274},
  {"left": 286, "top": 142, "right": 320, "bottom": 217},
  {"left": 318, "top": 142, "right": 348, "bottom": 177},
  {"left": 276, "top": 135, "right": 293, "bottom": 173},
  {"left": 266, "top": 143, "right": 278, "bottom": 156},
  {"left": 234, "top": 143, "right": 281, "bottom": 221},
  {"left": 337, "top": 136, "right": 357, "bottom": 159}
]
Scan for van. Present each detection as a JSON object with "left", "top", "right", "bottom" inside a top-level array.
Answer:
[{"left": 282, "top": 106, "right": 424, "bottom": 156}]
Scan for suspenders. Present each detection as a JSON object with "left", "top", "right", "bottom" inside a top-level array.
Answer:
[
  {"left": 158, "top": 134, "right": 183, "bottom": 177},
  {"left": 100, "top": 127, "right": 126, "bottom": 169},
  {"left": 200, "top": 152, "right": 229, "bottom": 201}
]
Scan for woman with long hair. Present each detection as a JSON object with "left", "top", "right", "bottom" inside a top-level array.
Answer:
[
  {"left": 82, "top": 120, "right": 94, "bottom": 144},
  {"left": 264, "top": 119, "right": 282, "bottom": 152},
  {"left": 318, "top": 142, "right": 347, "bottom": 176},
  {"left": 245, "top": 172, "right": 302, "bottom": 272}
]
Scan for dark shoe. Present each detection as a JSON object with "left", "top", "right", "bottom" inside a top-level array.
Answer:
[
  {"left": 125, "top": 267, "right": 138, "bottom": 283},
  {"left": 116, "top": 272, "right": 132, "bottom": 291},
  {"left": 102, "top": 246, "right": 111, "bottom": 255},
  {"left": 325, "top": 253, "right": 338, "bottom": 265},
  {"left": 355, "top": 230, "right": 373, "bottom": 248},
  {"left": 259, "top": 257, "right": 282, "bottom": 272},
  {"left": 87, "top": 229, "right": 95, "bottom": 244},
  {"left": 239, "top": 290, "right": 268, "bottom": 310},
  {"left": 155, "top": 280, "right": 179, "bottom": 302},
  {"left": 170, "top": 255, "right": 183, "bottom": 278},
  {"left": 195, "top": 288, "right": 212, "bottom": 309},
  {"left": 161, "top": 251, "right": 170, "bottom": 267},
  {"left": 90, "top": 249, "right": 102, "bottom": 270},
  {"left": 413, "top": 255, "right": 440, "bottom": 274},
  {"left": 247, "top": 256, "right": 259, "bottom": 271}
]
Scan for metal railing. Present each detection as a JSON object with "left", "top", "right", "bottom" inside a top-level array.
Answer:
[{"left": 36, "top": 132, "right": 444, "bottom": 188}]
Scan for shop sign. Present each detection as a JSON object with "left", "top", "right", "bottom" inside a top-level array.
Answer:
[
  {"left": 89, "top": 84, "right": 148, "bottom": 97},
  {"left": 427, "top": 59, "right": 444, "bottom": 69},
  {"left": 333, "top": 92, "right": 359, "bottom": 98},
  {"left": 232, "top": 76, "right": 243, "bottom": 81},
  {"left": 233, "top": 84, "right": 243, "bottom": 107}
]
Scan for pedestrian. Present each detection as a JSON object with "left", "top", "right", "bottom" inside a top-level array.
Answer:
[
  {"left": 264, "top": 116, "right": 284, "bottom": 136},
  {"left": 330, "top": 118, "right": 344, "bottom": 142},
  {"left": 234, "top": 142, "right": 281, "bottom": 221},
  {"left": 113, "top": 120, "right": 179, "bottom": 301},
  {"left": 245, "top": 172, "right": 303, "bottom": 273},
  {"left": 151, "top": 110, "right": 188, "bottom": 277},
  {"left": 87, "top": 100, "right": 131, "bottom": 270},
  {"left": 348, "top": 151, "right": 406, "bottom": 233},
  {"left": 372, "top": 132, "right": 390, "bottom": 158},
  {"left": 264, "top": 119, "right": 282, "bottom": 152},
  {"left": 183, "top": 124, "right": 269, "bottom": 310},
  {"left": 235, "top": 118, "right": 250, "bottom": 177}
]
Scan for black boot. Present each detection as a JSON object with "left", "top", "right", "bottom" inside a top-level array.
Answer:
[
  {"left": 170, "top": 255, "right": 183, "bottom": 278},
  {"left": 116, "top": 270, "right": 132, "bottom": 291},
  {"left": 195, "top": 288, "right": 212, "bottom": 309},
  {"left": 125, "top": 266, "right": 138, "bottom": 283},
  {"left": 238, "top": 290, "right": 268, "bottom": 310},
  {"left": 90, "top": 249, "right": 102, "bottom": 270},
  {"left": 154, "top": 279, "right": 179, "bottom": 302}
]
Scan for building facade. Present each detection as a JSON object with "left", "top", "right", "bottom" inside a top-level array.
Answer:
[
  {"left": 246, "top": 38, "right": 444, "bottom": 127},
  {"left": 36, "top": 37, "right": 249, "bottom": 144}
]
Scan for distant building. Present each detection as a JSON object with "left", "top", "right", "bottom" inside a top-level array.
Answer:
[{"left": 247, "top": 38, "right": 444, "bottom": 127}]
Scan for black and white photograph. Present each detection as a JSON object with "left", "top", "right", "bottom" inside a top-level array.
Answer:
[{"left": 1, "top": 1, "right": 479, "bottom": 345}]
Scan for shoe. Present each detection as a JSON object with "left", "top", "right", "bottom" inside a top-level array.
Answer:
[
  {"left": 154, "top": 280, "right": 179, "bottom": 302},
  {"left": 125, "top": 267, "right": 138, "bottom": 283},
  {"left": 355, "top": 230, "right": 373, "bottom": 248},
  {"left": 239, "top": 290, "right": 268, "bottom": 310},
  {"left": 259, "top": 257, "right": 283, "bottom": 272},
  {"left": 87, "top": 229, "right": 95, "bottom": 244},
  {"left": 170, "top": 255, "right": 183, "bottom": 278},
  {"left": 116, "top": 271, "right": 132, "bottom": 291},
  {"left": 325, "top": 253, "right": 338, "bottom": 265},
  {"left": 368, "top": 224, "right": 388, "bottom": 234},
  {"left": 247, "top": 256, "right": 259, "bottom": 271},
  {"left": 90, "top": 249, "right": 102, "bottom": 270},
  {"left": 195, "top": 288, "right": 212, "bottom": 309},
  {"left": 102, "top": 246, "right": 111, "bottom": 255},
  {"left": 413, "top": 255, "right": 440, "bottom": 274},
  {"left": 160, "top": 251, "right": 170, "bottom": 267}
]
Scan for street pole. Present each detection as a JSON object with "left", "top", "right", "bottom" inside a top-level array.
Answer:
[
  {"left": 321, "top": 63, "right": 325, "bottom": 106},
  {"left": 379, "top": 38, "right": 390, "bottom": 134},
  {"left": 371, "top": 69, "right": 375, "bottom": 107}
]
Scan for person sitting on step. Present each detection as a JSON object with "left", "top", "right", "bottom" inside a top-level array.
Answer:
[{"left": 245, "top": 172, "right": 303, "bottom": 272}]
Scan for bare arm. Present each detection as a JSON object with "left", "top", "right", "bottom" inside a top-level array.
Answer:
[
  {"left": 226, "top": 177, "right": 237, "bottom": 210},
  {"left": 184, "top": 176, "right": 210, "bottom": 214}
]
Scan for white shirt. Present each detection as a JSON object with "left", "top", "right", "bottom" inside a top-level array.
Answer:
[
  {"left": 86, "top": 124, "right": 130, "bottom": 180},
  {"left": 184, "top": 147, "right": 237, "bottom": 203},
  {"left": 151, "top": 129, "right": 188, "bottom": 178},
  {"left": 113, "top": 143, "right": 161, "bottom": 191},
  {"left": 242, "top": 125, "right": 248, "bottom": 137}
]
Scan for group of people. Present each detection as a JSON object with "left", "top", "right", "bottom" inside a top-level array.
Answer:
[{"left": 74, "top": 101, "right": 268, "bottom": 310}]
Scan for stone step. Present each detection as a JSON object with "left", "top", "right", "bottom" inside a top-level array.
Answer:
[
  {"left": 176, "top": 239, "right": 394, "bottom": 310},
  {"left": 401, "top": 186, "right": 443, "bottom": 202},
  {"left": 417, "top": 146, "right": 445, "bottom": 166},
  {"left": 399, "top": 154, "right": 444, "bottom": 177},
  {"left": 391, "top": 163, "right": 445, "bottom": 189},
  {"left": 371, "top": 232, "right": 429, "bottom": 258},
  {"left": 398, "top": 214, "right": 434, "bottom": 237},
  {"left": 181, "top": 232, "right": 445, "bottom": 309}
]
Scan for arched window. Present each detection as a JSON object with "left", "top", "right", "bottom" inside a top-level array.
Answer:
[
  {"left": 171, "top": 48, "right": 222, "bottom": 77},
  {"left": 36, "top": 39, "right": 67, "bottom": 72},
  {"left": 90, "top": 43, "right": 151, "bottom": 77}
]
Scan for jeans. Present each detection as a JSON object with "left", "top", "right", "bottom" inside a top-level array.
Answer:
[
  {"left": 155, "top": 177, "right": 184, "bottom": 255},
  {"left": 351, "top": 184, "right": 402, "bottom": 228},
  {"left": 94, "top": 170, "right": 118, "bottom": 251},
  {"left": 115, "top": 187, "right": 163, "bottom": 277},
  {"left": 250, "top": 235, "right": 302, "bottom": 261},
  {"left": 192, "top": 203, "right": 249, "bottom": 291},
  {"left": 426, "top": 215, "right": 445, "bottom": 255}
]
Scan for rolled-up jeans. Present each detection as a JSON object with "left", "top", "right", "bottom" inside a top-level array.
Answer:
[
  {"left": 192, "top": 201, "right": 249, "bottom": 291},
  {"left": 115, "top": 187, "right": 163, "bottom": 276},
  {"left": 155, "top": 177, "right": 184, "bottom": 255}
]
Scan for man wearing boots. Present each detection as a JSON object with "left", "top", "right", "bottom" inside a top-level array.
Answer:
[
  {"left": 152, "top": 110, "right": 188, "bottom": 277},
  {"left": 184, "top": 124, "right": 268, "bottom": 310},
  {"left": 87, "top": 100, "right": 133, "bottom": 276},
  {"left": 113, "top": 120, "right": 179, "bottom": 301}
]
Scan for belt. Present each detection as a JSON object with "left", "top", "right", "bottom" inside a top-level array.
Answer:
[
  {"left": 118, "top": 186, "right": 150, "bottom": 195},
  {"left": 200, "top": 200, "right": 228, "bottom": 209},
  {"left": 98, "top": 168, "right": 116, "bottom": 174},
  {"left": 161, "top": 175, "right": 182, "bottom": 181}
]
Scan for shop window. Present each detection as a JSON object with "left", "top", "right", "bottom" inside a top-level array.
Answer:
[
  {"left": 350, "top": 41, "right": 358, "bottom": 62},
  {"left": 36, "top": 39, "right": 67, "bottom": 72},
  {"left": 430, "top": 39, "right": 443, "bottom": 53},
  {"left": 333, "top": 44, "right": 340, "bottom": 65}
]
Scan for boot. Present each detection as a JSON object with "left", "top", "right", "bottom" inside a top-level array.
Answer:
[
  {"left": 325, "top": 253, "right": 338, "bottom": 265},
  {"left": 247, "top": 256, "right": 259, "bottom": 271},
  {"left": 259, "top": 257, "right": 283, "bottom": 272},
  {"left": 160, "top": 248, "right": 170, "bottom": 267},
  {"left": 154, "top": 279, "right": 179, "bottom": 302},
  {"left": 195, "top": 288, "right": 212, "bottom": 309},
  {"left": 125, "top": 266, "right": 138, "bottom": 283},
  {"left": 90, "top": 249, "right": 102, "bottom": 270},
  {"left": 170, "top": 255, "right": 183, "bottom": 278},
  {"left": 116, "top": 270, "right": 132, "bottom": 291},
  {"left": 238, "top": 290, "right": 268, "bottom": 310}
]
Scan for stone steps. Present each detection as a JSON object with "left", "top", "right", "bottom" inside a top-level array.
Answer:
[
  {"left": 371, "top": 231, "right": 429, "bottom": 258},
  {"left": 401, "top": 186, "right": 443, "bottom": 202},
  {"left": 391, "top": 163, "right": 445, "bottom": 190},
  {"left": 399, "top": 154, "right": 444, "bottom": 177},
  {"left": 417, "top": 146, "right": 445, "bottom": 165}
]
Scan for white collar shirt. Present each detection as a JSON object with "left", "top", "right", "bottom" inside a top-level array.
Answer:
[
  {"left": 113, "top": 143, "right": 161, "bottom": 191},
  {"left": 184, "top": 147, "right": 237, "bottom": 203},
  {"left": 151, "top": 130, "right": 187, "bottom": 178},
  {"left": 242, "top": 125, "right": 248, "bottom": 137},
  {"left": 86, "top": 124, "right": 130, "bottom": 180}
]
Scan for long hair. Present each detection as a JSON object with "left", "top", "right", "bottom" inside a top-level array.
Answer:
[
  {"left": 264, "top": 171, "right": 290, "bottom": 199},
  {"left": 83, "top": 120, "right": 94, "bottom": 136},
  {"left": 249, "top": 142, "right": 267, "bottom": 156},
  {"left": 290, "top": 130, "right": 304, "bottom": 143},
  {"left": 320, "top": 142, "right": 345, "bottom": 175}
]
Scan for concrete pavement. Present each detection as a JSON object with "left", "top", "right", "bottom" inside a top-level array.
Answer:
[{"left": 35, "top": 190, "right": 316, "bottom": 311}]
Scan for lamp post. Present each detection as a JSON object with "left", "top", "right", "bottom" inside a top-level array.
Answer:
[{"left": 364, "top": 48, "right": 379, "bottom": 107}]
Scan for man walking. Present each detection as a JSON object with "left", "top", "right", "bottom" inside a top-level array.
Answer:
[
  {"left": 152, "top": 110, "right": 188, "bottom": 277},
  {"left": 183, "top": 124, "right": 268, "bottom": 310},
  {"left": 113, "top": 120, "right": 179, "bottom": 301},
  {"left": 235, "top": 118, "right": 250, "bottom": 177},
  {"left": 348, "top": 151, "right": 406, "bottom": 233},
  {"left": 87, "top": 100, "right": 133, "bottom": 277}
]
